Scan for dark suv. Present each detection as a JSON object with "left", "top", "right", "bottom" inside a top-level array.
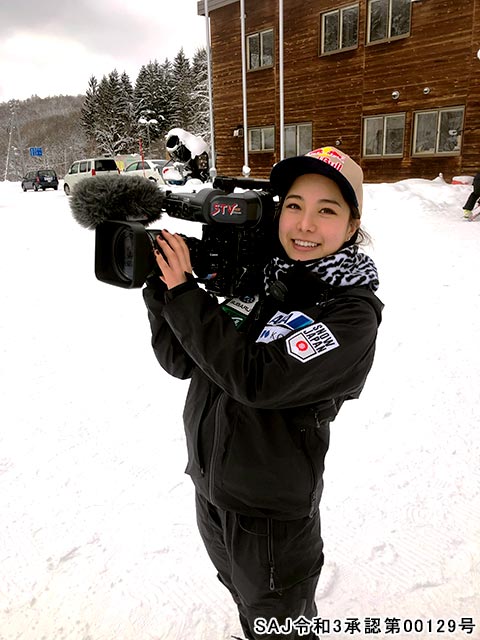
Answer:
[{"left": 21, "top": 169, "right": 59, "bottom": 191}]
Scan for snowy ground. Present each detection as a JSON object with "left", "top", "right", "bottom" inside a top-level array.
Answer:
[{"left": 0, "top": 176, "right": 479, "bottom": 640}]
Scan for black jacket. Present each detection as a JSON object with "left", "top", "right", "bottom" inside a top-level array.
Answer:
[{"left": 143, "top": 269, "right": 383, "bottom": 520}]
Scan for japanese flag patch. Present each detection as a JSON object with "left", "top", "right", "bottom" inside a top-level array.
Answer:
[{"left": 286, "top": 322, "right": 339, "bottom": 362}]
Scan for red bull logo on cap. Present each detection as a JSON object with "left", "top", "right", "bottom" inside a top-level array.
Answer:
[{"left": 306, "top": 147, "right": 346, "bottom": 173}]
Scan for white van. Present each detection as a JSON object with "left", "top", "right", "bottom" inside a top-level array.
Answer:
[{"left": 63, "top": 157, "right": 120, "bottom": 195}]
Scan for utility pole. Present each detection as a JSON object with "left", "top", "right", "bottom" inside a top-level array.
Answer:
[{"left": 3, "top": 105, "right": 14, "bottom": 181}]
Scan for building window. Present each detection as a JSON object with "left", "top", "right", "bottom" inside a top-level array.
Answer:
[
  {"left": 247, "top": 29, "right": 274, "bottom": 70},
  {"left": 413, "top": 107, "right": 464, "bottom": 156},
  {"left": 367, "top": 0, "right": 411, "bottom": 44},
  {"left": 363, "top": 113, "right": 405, "bottom": 157},
  {"left": 249, "top": 126, "right": 275, "bottom": 152},
  {"left": 320, "top": 5, "right": 359, "bottom": 55},
  {"left": 285, "top": 123, "right": 313, "bottom": 157}
]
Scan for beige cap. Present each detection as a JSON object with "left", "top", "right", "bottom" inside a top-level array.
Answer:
[{"left": 270, "top": 146, "right": 364, "bottom": 216}]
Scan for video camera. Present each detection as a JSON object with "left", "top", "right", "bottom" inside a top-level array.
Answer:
[{"left": 70, "top": 174, "right": 276, "bottom": 298}]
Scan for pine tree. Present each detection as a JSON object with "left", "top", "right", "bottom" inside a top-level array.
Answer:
[
  {"left": 190, "top": 48, "right": 210, "bottom": 143},
  {"left": 95, "top": 72, "right": 117, "bottom": 154},
  {"left": 156, "top": 58, "right": 176, "bottom": 135},
  {"left": 81, "top": 76, "right": 98, "bottom": 149},
  {"left": 78, "top": 48, "right": 211, "bottom": 159},
  {"left": 171, "top": 48, "right": 194, "bottom": 131},
  {"left": 134, "top": 60, "right": 170, "bottom": 152},
  {"left": 119, "top": 72, "right": 138, "bottom": 152},
  {"left": 95, "top": 70, "right": 135, "bottom": 155}
]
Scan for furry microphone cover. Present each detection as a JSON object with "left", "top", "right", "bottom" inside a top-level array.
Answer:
[{"left": 69, "top": 174, "right": 165, "bottom": 229}]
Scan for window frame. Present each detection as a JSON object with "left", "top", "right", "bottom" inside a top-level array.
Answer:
[
  {"left": 366, "top": 0, "right": 412, "bottom": 45},
  {"left": 284, "top": 123, "right": 313, "bottom": 157},
  {"left": 319, "top": 4, "right": 359, "bottom": 56},
  {"left": 362, "top": 112, "right": 406, "bottom": 158},
  {"left": 412, "top": 107, "right": 465, "bottom": 157},
  {"left": 248, "top": 126, "right": 275, "bottom": 152},
  {"left": 247, "top": 28, "right": 274, "bottom": 71}
]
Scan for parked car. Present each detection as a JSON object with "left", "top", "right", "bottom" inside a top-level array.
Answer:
[
  {"left": 21, "top": 169, "right": 58, "bottom": 191},
  {"left": 63, "top": 157, "right": 120, "bottom": 195},
  {"left": 123, "top": 159, "right": 166, "bottom": 184}
]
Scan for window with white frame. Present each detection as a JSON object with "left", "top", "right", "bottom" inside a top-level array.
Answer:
[
  {"left": 247, "top": 29, "right": 274, "bottom": 70},
  {"left": 320, "top": 5, "right": 359, "bottom": 55},
  {"left": 249, "top": 126, "right": 275, "bottom": 152},
  {"left": 413, "top": 107, "right": 464, "bottom": 156},
  {"left": 363, "top": 113, "right": 405, "bottom": 157},
  {"left": 284, "top": 123, "right": 312, "bottom": 157},
  {"left": 367, "top": 0, "right": 411, "bottom": 44}
]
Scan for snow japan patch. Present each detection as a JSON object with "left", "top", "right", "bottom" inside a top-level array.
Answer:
[{"left": 286, "top": 322, "right": 339, "bottom": 362}]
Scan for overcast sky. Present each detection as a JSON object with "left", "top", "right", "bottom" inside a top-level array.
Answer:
[{"left": 0, "top": 0, "right": 207, "bottom": 104}]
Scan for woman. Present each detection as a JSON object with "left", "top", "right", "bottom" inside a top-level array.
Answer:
[{"left": 143, "top": 147, "right": 383, "bottom": 639}]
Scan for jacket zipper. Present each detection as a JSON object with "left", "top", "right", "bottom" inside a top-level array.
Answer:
[
  {"left": 208, "top": 394, "right": 224, "bottom": 503},
  {"left": 198, "top": 427, "right": 205, "bottom": 476},
  {"left": 267, "top": 518, "right": 276, "bottom": 591},
  {"left": 300, "top": 427, "right": 318, "bottom": 518}
]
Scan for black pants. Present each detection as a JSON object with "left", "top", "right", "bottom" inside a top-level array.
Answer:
[
  {"left": 195, "top": 492, "right": 324, "bottom": 639},
  {"left": 464, "top": 186, "right": 480, "bottom": 211}
]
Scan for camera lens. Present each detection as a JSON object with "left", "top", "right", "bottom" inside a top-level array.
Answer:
[{"left": 113, "top": 227, "right": 134, "bottom": 281}]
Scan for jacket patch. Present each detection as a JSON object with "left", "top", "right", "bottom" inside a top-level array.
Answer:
[
  {"left": 286, "top": 322, "right": 339, "bottom": 362},
  {"left": 256, "top": 311, "right": 314, "bottom": 344},
  {"left": 222, "top": 295, "right": 259, "bottom": 328}
]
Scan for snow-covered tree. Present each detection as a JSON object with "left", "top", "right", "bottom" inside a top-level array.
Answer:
[
  {"left": 134, "top": 60, "right": 170, "bottom": 151},
  {"left": 171, "top": 48, "right": 195, "bottom": 131},
  {"left": 77, "top": 47, "right": 210, "bottom": 157},
  {"left": 119, "top": 72, "right": 139, "bottom": 151},
  {"left": 81, "top": 76, "right": 98, "bottom": 147},
  {"left": 190, "top": 48, "right": 210, "bottom": 143},
  {"left": 95, "top": 70, "right": 135, "bottom": 155}
]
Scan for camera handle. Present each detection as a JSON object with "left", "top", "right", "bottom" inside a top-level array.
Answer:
[{"left": 213, "top": 176, "right": 272, "bottom": 193}]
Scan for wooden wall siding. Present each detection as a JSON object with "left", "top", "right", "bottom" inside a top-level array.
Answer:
[
  {"left": 210, "top": 3, "right": 245, "bottom": 176},
  {"left": 463, "top": 0, "right": 480, "bottom": 173},
  {"left": 360, "top": 0, "right": 475, "bottom": 181},
  {"left": 207, "top": 0, "right": 480, "bottom": 182}
]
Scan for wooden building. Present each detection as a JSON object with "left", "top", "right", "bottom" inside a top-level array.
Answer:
[{"left": 197, "top": 0, "right": 480, "bottom": 182}]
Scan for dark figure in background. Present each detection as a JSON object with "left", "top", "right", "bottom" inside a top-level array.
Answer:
[{"left": 463, "top": 172, "right": 480, "bottom": 219}]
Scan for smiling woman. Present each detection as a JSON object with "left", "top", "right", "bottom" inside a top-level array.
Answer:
[
  {"left": 143, "top": 147, "right": 383, "bottom": 639},
  {"left": 278, "top": 174, "right": 359, "bottom": 260}
]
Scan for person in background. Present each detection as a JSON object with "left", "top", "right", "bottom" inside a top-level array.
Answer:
[
  {"left": 463, "top": 172, "right": 480, "bottom": 219},
  {"left": 143, "top": 147, "right": 383, "bottom": 639}
]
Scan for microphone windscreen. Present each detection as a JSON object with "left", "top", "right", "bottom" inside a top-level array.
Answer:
[{"left": 69, "top": 174, "right": 165, "bottom": 229}]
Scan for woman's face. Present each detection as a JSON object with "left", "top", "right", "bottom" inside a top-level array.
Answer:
[{"left": 278, "top": 173, "right": 360, "bottom": 260}]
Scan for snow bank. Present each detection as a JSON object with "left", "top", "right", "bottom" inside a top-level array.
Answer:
[{"left": 0, "top": 178, "right": 478, "bottom": 639}]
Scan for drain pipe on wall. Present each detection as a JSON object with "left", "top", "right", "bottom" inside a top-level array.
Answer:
[
  {"left": 204, "top": 0, "right": 217, "bottom": 179},
  {"left": 240, "top": 0, "right": 250, "bottom": 176}
]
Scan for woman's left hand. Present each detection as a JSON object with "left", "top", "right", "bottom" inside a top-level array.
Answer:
[{"left": 154, "top": 230, "right": 193, "bottom": 289}]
